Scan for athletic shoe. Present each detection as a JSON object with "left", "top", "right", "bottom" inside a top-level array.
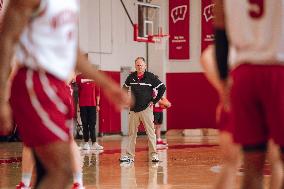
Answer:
[
  {"left": 151, "top": 154, "right": 159, "bottom": 162},
  {"left": 119, "top": 155, "right": 134, "bottom": 163},
  {"left": 156, "top": 140, "right": 168, "bottom": 146},
  {"left": 16, "top": 182, "right": 30, "bottom": 189},
  {"left": 91, "top": 142, "right": 103, "bottom": 150},
  {"left": 72, "top": 182, "right": 85, "bottom": 189},
  {"left": 120, "top": 161, "right": 134, "bottom": 168},
  {"left": 82, "top": 142, "right": 90, "bottom": 150}
]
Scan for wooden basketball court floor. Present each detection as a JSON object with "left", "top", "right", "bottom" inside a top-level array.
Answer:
[{"left": 0, "top": 134, "right": 272, "bottom": 189}]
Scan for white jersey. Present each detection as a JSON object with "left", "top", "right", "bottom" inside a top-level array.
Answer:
[
  {"left": 16, "top": 0, "right": 79, "bottom": 81},
  {"left": 224, "top": 0, "right": 284, "bottom": 65}
]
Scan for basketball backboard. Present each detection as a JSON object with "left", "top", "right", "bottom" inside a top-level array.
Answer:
[{"left": 133, "top": 1, "right": 166, "bottom": 43}]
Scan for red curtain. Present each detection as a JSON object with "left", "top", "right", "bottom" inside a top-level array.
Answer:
[{"left": 169, "top": 0, "right": 190, "bottom": 60}]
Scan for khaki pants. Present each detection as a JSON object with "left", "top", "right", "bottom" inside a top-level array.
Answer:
[{"left": 126, "top": 106, "right": 157, "bottom": 158}]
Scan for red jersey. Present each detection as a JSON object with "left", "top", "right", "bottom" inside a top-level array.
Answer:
[{"left": 76, "top": 74, "right": 100, "bottom": 106}]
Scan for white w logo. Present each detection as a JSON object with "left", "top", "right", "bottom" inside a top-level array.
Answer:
[
  {"left": 203, "top": 4, "right": 215, "bottom": 22},
  {"left": 171, "top": 5, "right": 187, "bottom": 24}
]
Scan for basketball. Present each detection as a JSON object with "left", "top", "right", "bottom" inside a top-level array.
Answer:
[{"left": 159, "top": 97, "right": 171, "bottom": 109}]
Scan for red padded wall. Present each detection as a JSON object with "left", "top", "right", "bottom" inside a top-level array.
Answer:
[
  {"left": 166, "top": 73, "right": 219, "bottom": 129},
  {"left": 99, "top": 72, "right": 219, "bottom": 134},
  {"left": 99, "top": 71, "right": 121, "bottom": 134}
]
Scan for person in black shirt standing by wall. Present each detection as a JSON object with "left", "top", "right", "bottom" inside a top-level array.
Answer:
[{"left": 120, "top": 57, "right": 166, "bottom": 163}]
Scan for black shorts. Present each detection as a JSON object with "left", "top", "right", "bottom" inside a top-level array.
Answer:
[{"left": 153, "top": 112, "right": 163, "bottom": 125}]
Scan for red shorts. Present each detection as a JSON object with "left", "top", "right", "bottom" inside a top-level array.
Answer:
[
  {"left": 230, "top": 64, "right": 284, "bottom": 147},
  {"left": 10, "top": 67, "right": 73, "bottom": 147}
]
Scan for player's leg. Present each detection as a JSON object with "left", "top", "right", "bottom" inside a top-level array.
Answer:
[
  {"left": 67, "top": 83, "right": 85, "bottom": 189},
  {"left": 33, "top": 151, "right": 46, "bottom": 188},
  {"left": 154, "top": 112, "right": 167, "bottom": 146},
  {"left": 267, "top": 140, "right": 283, "bottom": 189},
  {"left": 200, "top": 45, "right": 222, "bottom": 93},
  {"left": 264, "top": 65, "right": 284, "bottom": 189},
  {"left": 241, "top": 149, "right": 266, "bottom": 189},
  {"left": 213, "top": 132, "right": 241, "bottom": 189},
  {"left": 70, "top": 139, "right": 84, "bottom": 189},
  {"left": 213, "top": 105, "right": 241, "bottom": 189},
  {"left": 155, "top": 123, "right": 162, "bottom": 141},
  {"left": 16, "top": 146, "right": 34, "bottom": 189},
  {"left": 154, "top": 112, "right": 161, "bottom": 140},
  {"left": 231, "top": 65, "right": 268, "bottom": 189},
  {"left": 34, "top": 141, "right": 73, "bottom": 189}
]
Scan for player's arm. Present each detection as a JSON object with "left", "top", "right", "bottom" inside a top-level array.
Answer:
[
  {"left": 122, "top": 75, "right": 131, "bottom": 91},
  {"left": 0, "top": 0, "right": 39, "bottom": 91},
  {"left": 95, "top": 86, "right": 100, "bottom": 111},
  {"left": 152, "top": 75, "right": 166, "bottom": 104},
  {"left": 75, "top": 50, "right": 119, "bottom": 92},
  {"left": 0, "top": 0, "right": 40, "bottom": 134},
  {"left": 75, "top": 50, "right": 133, "bottom": 110},
  {"left": 0, "top": 0, "right": 40, "bottom": 102},
  {"left": 96, "top": 95, "right": 100, "bottom": 105},
  {"left": 95, "top": 85, "right": 101, "bottom": 104},
  {"left": 213, "top": 0, "right": 231, "bottom": 111},
  {"left": 200, "top": 45, "right": 223, "bottom": 93},
  {"left": 213, "top": 0, "right": 229, "bottom": 81}
]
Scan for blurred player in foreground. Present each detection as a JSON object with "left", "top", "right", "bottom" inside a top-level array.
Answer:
[
  {"left": 0, "top": 1, "right": 131, "bottom": 188},
  {"left": 201, "top": 45, "right": 282, "bottom": 189}
]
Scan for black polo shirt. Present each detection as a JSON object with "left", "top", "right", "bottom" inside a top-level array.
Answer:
[{"left": 123, "top": 71, "right": 166, "bottom": 112}]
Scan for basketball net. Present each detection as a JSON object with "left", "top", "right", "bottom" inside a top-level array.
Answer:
[{"left": 153, "top": 35, "right": 169, "bottom": 50}]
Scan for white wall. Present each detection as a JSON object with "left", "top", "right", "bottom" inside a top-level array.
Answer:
[
  {"left": 79, "top": 0, "right": 203, "bottom": 73},
  {"left": 79, "top": 0, "right": 147, "bottom": 72}
]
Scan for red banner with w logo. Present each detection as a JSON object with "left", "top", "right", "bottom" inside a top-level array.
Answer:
[
  {"left": 169, "top": 0, "right": 189, "bottom": 60},
  {"left": 201, "top": 0, "right": 215, "bottom": 52}
]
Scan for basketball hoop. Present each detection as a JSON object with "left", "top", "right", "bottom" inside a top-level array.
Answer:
[
  {"left": 152, "top": 34, "right": 169, "bottom": 50},
  {"left": 133, "top": 2, "right": 164, "bottom": 44}
]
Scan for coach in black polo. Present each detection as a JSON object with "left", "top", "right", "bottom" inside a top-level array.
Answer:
[{"left": 120, "top": 57, "right": 166, "bottom": 163}]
